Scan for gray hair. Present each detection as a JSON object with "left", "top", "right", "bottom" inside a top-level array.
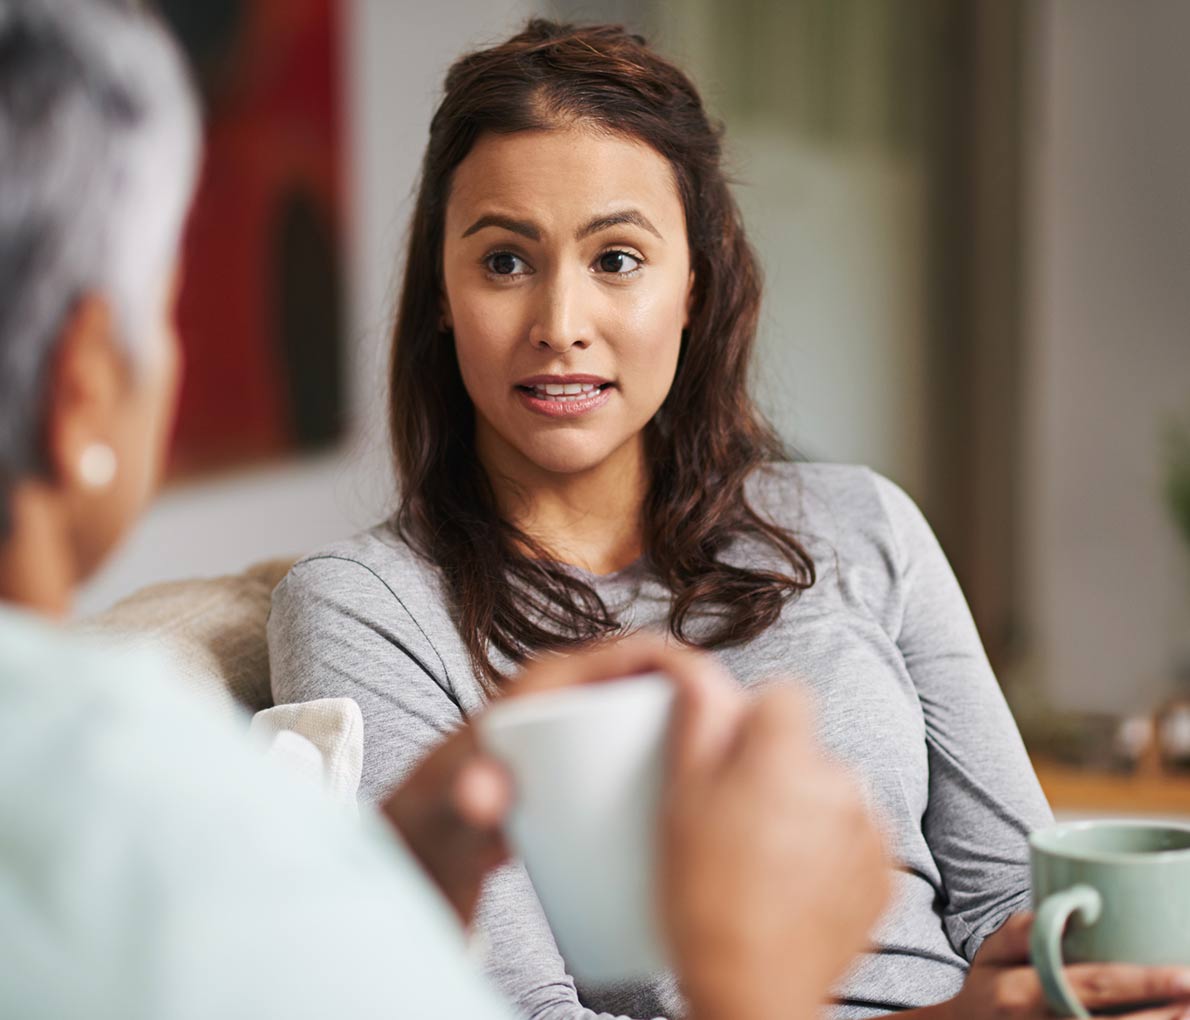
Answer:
[{"left": 0, "top": 0, "right": 200, "bottom": 533}]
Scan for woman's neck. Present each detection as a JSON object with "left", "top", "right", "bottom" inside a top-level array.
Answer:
[
  {"left": 478, "top": 428, "right": 648, "bottom": 577},
  {"left": 0, "top": 484, "right": 75, "bottom": 617}
]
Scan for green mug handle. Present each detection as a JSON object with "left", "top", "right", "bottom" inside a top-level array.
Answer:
[{"left": 1029, "top": 884, "right": 1103, "bottom": 1019}]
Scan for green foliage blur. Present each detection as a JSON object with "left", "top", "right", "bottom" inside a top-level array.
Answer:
[{"left": 1166, "top": 419, "right": 1190, "bottom": 552}]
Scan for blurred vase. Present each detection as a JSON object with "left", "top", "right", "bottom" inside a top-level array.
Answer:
[
  {"left": 1161, "top": 551, "right": 1190, "bottom": 772},
  {"left": 1177, "top": 550, "right": 1190, "bottom": 684},
  {"left": 1158, "top": 700, "right": 1190, "bottom": 772}
]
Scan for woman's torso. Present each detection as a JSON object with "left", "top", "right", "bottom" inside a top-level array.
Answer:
[{"left": 269, "top": 462, "right": 1052, "bottom": 1018}]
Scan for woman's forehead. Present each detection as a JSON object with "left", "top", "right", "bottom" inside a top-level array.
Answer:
[{"left": 445, "top": 126, "right": 685, "bottom": 241}]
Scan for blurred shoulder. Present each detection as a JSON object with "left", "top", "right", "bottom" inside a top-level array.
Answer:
[
  {"left": 0, "top": 610, "right": 310, "bottom": 859},
  {"left": 0, "top": 613, "right": 478, "bottom": 1019}
]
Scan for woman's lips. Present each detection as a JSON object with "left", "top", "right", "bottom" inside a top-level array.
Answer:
[{"left": 515, "top": 383, "right": 614, "bottom": 418}]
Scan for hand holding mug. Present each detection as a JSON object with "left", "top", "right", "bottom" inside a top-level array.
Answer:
[
  {"left": 662, "top": 676, "right": 892, "bottom": 1020},
  {"left": 487, "top": 635, "right": 892, "bottom": 1020},
  {"left": 926, "top": 912, "right": 1190, "bottom": 1020},
  {"left": 380, "top": 724, "right": 512, "bottom": 923},
  {"left": 385, "top": 633, "right": 892, "bottom": 1020}
]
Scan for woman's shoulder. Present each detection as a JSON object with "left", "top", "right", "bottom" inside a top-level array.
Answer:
[
  {"left": 746, "top": 460, "right": 903, "bottom": 523},
  {"left": 746, "top": 460, "right": 930, "bottom": 567},
  {"left": 0, "top": 609, "right": 263, "bottom": 814},
  {"left": 279, "top": 523, "right": 439, "bottom": 596},
  {"left": 270, "top": 523, "right": 456, "bottom": 641},
  {"left": 0, "top": 607, "right": 172, "bottom": 721}
]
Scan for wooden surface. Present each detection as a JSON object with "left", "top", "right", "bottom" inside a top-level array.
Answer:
[{"left": 1031, "top": 755, "right": 1190, "bottom": 818}]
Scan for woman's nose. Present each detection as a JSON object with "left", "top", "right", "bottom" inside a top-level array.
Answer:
[{"left": 527, "top": 272, "right": 591, "bottom": 352}]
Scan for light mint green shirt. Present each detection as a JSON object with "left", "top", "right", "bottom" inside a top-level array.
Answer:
[{"left": 0, "top": 604, "right": 515, "bottom": 1020}]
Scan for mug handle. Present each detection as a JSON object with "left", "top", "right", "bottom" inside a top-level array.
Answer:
[{"left": 1029, "top": 884, "right": 1103, "bottom": 1019}]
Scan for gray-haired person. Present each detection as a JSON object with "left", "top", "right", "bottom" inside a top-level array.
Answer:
[{"left": 0, "top": 2, "right": 889, "bottom": 1018}]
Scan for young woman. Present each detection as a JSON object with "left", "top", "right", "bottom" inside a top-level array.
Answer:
[{"left": 269, "top": 19, "right": 1187, "bottom": 1020}]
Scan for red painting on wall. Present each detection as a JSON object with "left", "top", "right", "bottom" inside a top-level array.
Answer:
[{"left": 154, "top": 0, "right": 347, "bottom": 477}]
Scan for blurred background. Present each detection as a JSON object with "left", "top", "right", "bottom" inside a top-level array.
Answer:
[{"left": 78, "top": 0, "right": 1190, "bottom": 811}]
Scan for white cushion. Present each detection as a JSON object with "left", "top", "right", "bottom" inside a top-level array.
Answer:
[{"left": 251, "top": 698, "right": 364, "bottom": 810}]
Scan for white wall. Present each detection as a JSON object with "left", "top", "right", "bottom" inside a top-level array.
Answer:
[
  {"left": 77, "top": 0, "right": 534, "bottom": 616},
  {"left": 655, "top": 0, "right": 933, "bottom": 497},
  {"left": 1024, "top": 0, "right": 1190, "bottom": 712},
  {"left": 737, "top": 133, "right": 929, "bottom": 495}
]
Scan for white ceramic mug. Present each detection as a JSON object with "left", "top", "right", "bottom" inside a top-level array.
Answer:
[{"left": 478, "top": 674, "right": 675, "bottom": 984}]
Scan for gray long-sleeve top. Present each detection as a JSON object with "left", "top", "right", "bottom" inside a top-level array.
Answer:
[{"left": 268, "top": 463, "right": 1054, "bottom": 1019}]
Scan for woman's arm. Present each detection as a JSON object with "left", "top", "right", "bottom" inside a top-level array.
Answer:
[
  {"left": 871, "top": 476, "right": 1190, "bottom": 1020},
  {"left": 267, "top": 555, "right": 666, "bottom": 1020},
  {"left": 872, "top": 473, "right": 1052, "bottom": 959}
]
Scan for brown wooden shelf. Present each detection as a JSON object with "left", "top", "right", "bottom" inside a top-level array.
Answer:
[{"left": 1031, "top": 755, "right": 1190, "bottom": 817}]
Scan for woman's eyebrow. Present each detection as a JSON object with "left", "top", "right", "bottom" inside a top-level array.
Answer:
[
  {"left": 577, "top": 209, "right": 662, "bottom": 241},
  {"left": 460, "top": 209, "right": 663, "bottom": 242},
  {"left": 461, "top": 214, "right": 541, "bottom": 240}
]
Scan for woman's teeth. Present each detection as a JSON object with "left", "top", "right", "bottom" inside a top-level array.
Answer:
[{"left": 529, "top": 383, "right": 603, "bottom": 401}]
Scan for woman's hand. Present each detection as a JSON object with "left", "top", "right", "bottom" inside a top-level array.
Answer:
[
  {"left": 382, "top": 629, "right": 894, "bottom": 1020},
  {"left": 924, "top": 913, "right": 1190, "bottom": 1020},
  {"left": 380, "top": 724, "right": 512, "bottom": 924},
  {"left": 379, "top": 634, "right": 726, "bottom": 924},
  {"left": 660, "top": 671, "right": 891, "bottom": 1020},
  {"left": 502, "top": 632, "right": 893, "bottom": 1020}
]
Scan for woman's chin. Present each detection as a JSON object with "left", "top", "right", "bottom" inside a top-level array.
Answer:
[
  {"left": 478, "top": 410, "right": 646, "bottom": 480},
  {"left": 515, "top": 439, "right": 626, "bottom": 479}
]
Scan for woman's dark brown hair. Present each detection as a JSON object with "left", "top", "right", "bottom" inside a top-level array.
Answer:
[{"left": 390, "top": 19, "right": 815, "bottom": 690}]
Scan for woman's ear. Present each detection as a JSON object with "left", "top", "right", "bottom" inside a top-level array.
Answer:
[
  {"left": 43, "top": 293, "right": 125, "bottom": 495},
  {"left": 684, "top": 269, "right": 696, "bottom": 329},
  {"left": 439, "top": 293, "right": 454, "bottom": 333}
]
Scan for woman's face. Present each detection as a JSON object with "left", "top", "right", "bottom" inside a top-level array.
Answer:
[{"left": 441, "top": 125, "right": 693, "bottom": 481}]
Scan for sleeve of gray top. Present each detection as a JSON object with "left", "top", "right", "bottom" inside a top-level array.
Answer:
[
  {"left": 268, "top": 557, "right": 664, "bottom": 1020},
  {"left": 268, "top": 556, "right": 463, "bottom": 798},
  {"left": 872, "top": 472, "right": 1054, "bottom": 961}
]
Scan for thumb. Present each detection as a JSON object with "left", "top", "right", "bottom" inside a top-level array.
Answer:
[
  {"left": 451, "top": 757, "right": 513, "bottom": 830},
  {"left": 665, "top": 653, "right": 744, "bottom": 783},
  {"left": 972, "top": 913, "right": 1033, "bottom": 967}
]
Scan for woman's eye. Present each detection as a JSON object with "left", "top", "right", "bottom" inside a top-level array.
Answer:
[
  {"left": 486, "top": 251, "right": 529, "bottom": 276},
  {"left": 596, "top": 250, "right": 642, "bottom": 275}
]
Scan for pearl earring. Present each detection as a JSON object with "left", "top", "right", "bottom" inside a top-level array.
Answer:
[{"left": 78, "top": 443, "right": 117, "bottom": 489}]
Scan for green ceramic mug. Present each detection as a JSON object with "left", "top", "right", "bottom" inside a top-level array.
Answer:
[{"left": 1029, "top": 820, "right": 1190, "bottom": 1018}]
